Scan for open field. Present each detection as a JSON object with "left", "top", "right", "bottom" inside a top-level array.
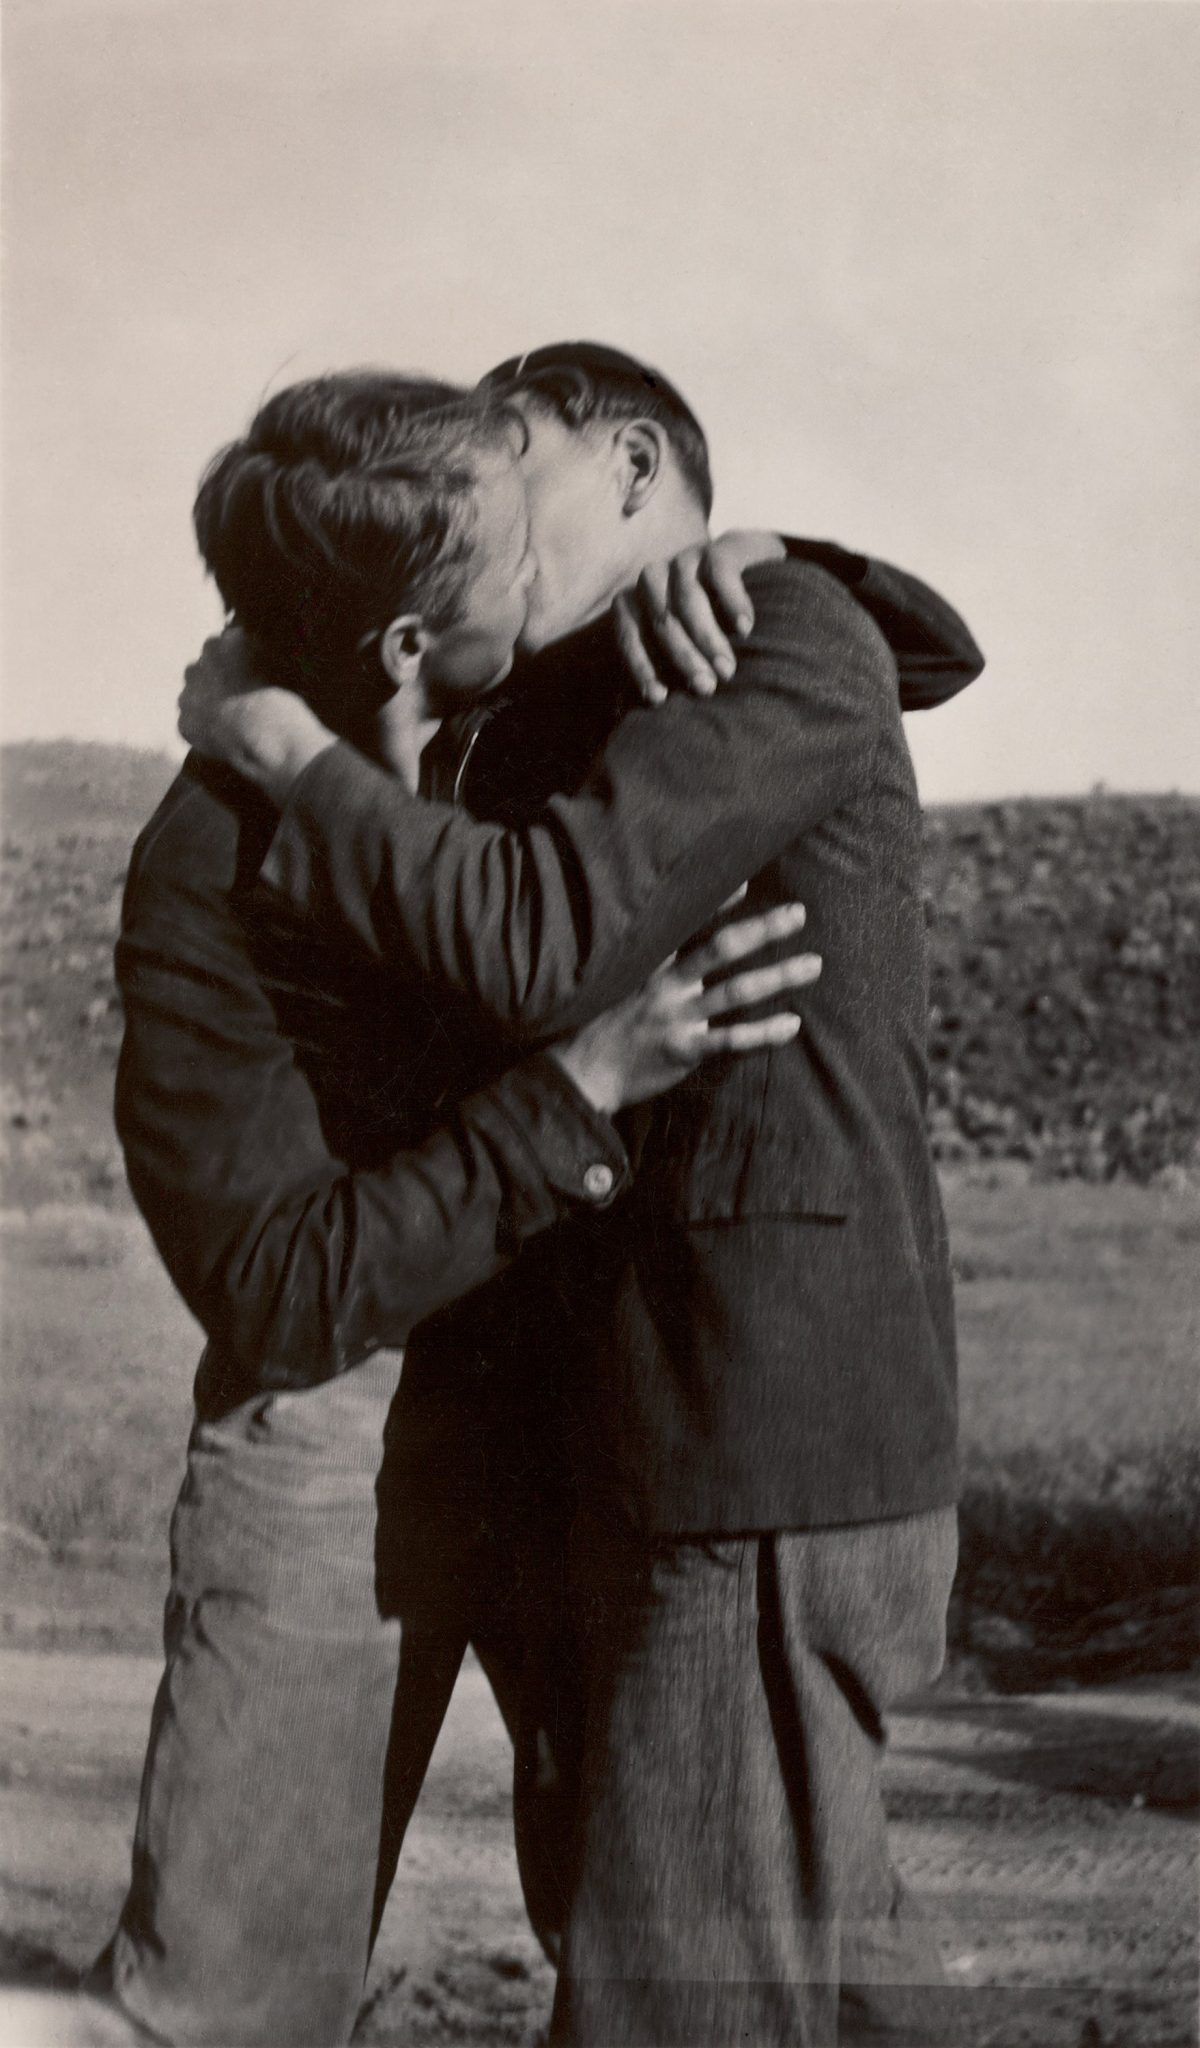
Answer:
[{"left": 3, "top": 1172, "right": 1197, "bottom": 1677}]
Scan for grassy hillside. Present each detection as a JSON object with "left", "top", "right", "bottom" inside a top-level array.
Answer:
[
  {"left": 924, "top": 794, "right": 1200, "bottom": 1182},
  {"left": 2, "top": 741, "right": 1198, "bottom": 1204},
  {"left": 1, "top": 743, "right": 177, "bottom": 1206}
]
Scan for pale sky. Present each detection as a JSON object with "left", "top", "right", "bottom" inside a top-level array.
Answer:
[{"left": 4, "top": 0, "right": 1198, "bottom": 800}]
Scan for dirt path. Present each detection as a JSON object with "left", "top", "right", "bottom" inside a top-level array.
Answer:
[{"left": 1, "top": 1643, "right": 1196, "bottom": 2048}]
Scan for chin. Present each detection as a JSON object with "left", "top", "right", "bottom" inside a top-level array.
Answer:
[
  {"left": 521, "top": 589, "right": 612, "bottom": 655},
  {"left": 427, "top": 664, "right": 511, "bottom": 719},
  {"left": 516, "top": 619, "right": 550, "bottom": 657},
  {"left": 517, "top": 589, "right": 572, "bottom": 655}
]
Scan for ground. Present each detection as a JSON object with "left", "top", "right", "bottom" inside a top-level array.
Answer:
[
  {"left": 1, "top": 1175, "right": 1197, "bottom": 2045},
  {"left": 1, "top": 1633, "right": 1197, "bottom": 2046}
]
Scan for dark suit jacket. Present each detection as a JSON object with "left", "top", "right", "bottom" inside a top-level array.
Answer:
[{"left": 258, "top": 550, "right": 983, "bottom": 1530}]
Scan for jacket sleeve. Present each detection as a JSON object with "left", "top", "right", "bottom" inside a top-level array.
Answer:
[
  {"left": 260, "top": 559, "right": 893, "bottom": 1041},
  {"left": 782, "top": 538, "right": 985, "bottom": 710},
  {"left": 114, "top": 857, "right": 629, "bottom": 1391}
]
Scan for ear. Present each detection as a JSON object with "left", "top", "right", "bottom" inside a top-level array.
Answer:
[
  {"left": 377, "top": 613, "right": 429, "bottom": 692},
  {"left": 616, "top": 420, "right": 666, "bottom": 516}
]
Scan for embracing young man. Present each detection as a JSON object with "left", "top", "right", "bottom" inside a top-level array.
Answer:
[
  {"left": 93, "top": 371, "right": 822, "bottom": 2048},
  {"left": 171, "top": 342, "right": 984, "bottom": 2048}
]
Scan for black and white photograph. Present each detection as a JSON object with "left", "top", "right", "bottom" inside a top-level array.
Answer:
[{"left": 2, "top": 3, "right": 1197, "bottom": 2044}]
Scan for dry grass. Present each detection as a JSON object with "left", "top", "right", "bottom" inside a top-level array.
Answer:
[
  {"left": 0, "top": 1209, "right": 194, "bottom": 1554},
  {"left": 947, "top": 1170, "right": 1199, "bottom": 1669},
  {"left": 2, "top": 1175, "right": 1197, "bottom": 1676}
]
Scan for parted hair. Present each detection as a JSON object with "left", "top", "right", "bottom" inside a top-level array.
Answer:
[
  {"left": 193, "top": 372, "right": 514, "bottom": 705},
  {"left": 482, "top": 341, "right": 713, "bottom": 519}
]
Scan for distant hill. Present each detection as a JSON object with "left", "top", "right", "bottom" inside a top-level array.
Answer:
[
  {"left": 2, "top": 740, "right": 1198, "bottom": 1205},
  {"left": 1, "top": 742, "right": 177, "bottom": 1205}
]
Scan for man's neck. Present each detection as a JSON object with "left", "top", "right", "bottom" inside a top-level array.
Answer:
[
  {"left": 351, "top": 693, "right": 439, "bottom": 793},
  {"left": 373, "top": 717, "right": 440, "bottom": 792},
  {"left": 624, "top": 500, "right": 710, "bottom": 595},
  {"left": 557, "top": 506, "right": 712, "bottom": 646}
]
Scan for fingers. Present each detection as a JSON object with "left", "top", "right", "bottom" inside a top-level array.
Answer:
[
  {"left": 673, "top": 1012, "right": 803, "bottom": 1062},
  {"left": 613, "top": 591, "right": 668, "bottom": 707},
  {"left": 645, "top": 602, "right": 721, "bottom": 698},
  {"left": 698, "top": 951, "right": 822, "bottom": 1018},
  {"left": 621, "top": 559, "right": 721, "bottom": 699},
  {"left": 705, "top": 546, "right": 756, "bottom": 638},
  {"left": 613, "top": 548, "right": 752, "bottom": 704},
  {"left": 665, "top": 553, "right": 736, "bottom": 682},
  {"left": 705, "top": 1013, "right": 804, "bottom": 1053},
  {"left": 683, "top": 900, "right": 808, "bottom": 981},
  {"left": 673, "top": 882, "right": 750, "bottom": 963},
  {"left": 613, "top": 537, "right": 789, "bottom": 705},
  {"left": 706, "top": 531, "right": 785, "bottom": 634}
]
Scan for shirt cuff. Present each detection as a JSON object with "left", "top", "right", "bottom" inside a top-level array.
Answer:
[
  {"left": 472, "top": 1051, "right": 632, "bottom": 1231},
  {"left": 783, "top": 535, "right": 871, "bottom": 585}
]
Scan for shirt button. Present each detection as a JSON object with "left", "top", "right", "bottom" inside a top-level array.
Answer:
[{"left": 583, "top": 1162, "right": 615, "bottom": 1201}]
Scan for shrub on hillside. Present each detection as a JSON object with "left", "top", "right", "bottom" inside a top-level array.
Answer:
[
  {"left": 924, "top": 793, "right": 1200, "bottom": 1182},
  {"left": 952, "top": 1437, "right": 1200, "bottom": 1684},
  {"left": 1, "top": 749, "right": 1198, "bottom": 1197}
]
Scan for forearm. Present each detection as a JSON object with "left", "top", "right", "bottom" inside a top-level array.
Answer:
[
  {"left": 260, "top": 560, "right": 887, "bottom": 1040},
  {"left": 116, "top": 948, "right": 628, "bottom": 1386},
  {"left": 189, "top": 1055, "right": 628, "bottom": 1384}
]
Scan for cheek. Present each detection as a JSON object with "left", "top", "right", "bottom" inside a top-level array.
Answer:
[{"left": 526, "top": 478, "right": 589, "bottom": 582}]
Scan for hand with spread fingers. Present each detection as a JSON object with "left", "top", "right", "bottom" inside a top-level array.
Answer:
[
  {"left": 613, "top": 529, "right": 787, "bottom": 705},
  {"left": 551, "top": 899, "right": 819, "bottom": 1114}
]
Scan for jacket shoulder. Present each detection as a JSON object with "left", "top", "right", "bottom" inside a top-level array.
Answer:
[
  {"left": 125, "top": 758, "right": 274, "bottom": 916},
  {"left": 741, "top": 556, "right": 896, "bottom": 674}
]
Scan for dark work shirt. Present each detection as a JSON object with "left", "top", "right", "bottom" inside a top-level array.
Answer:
[{"left": 114, "top": 758, "right": 631, "bottom": 1418}]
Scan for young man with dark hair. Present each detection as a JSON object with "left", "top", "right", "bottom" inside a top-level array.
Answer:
[
  {"left": 181, "top": 341, "right": 984, "bottom": 2046},
  {"left": 485, "top": 340, "right": 715, "bottom": 516},
  {"left": 97, "top": 369, "right": 823, "bottom": 2047}
]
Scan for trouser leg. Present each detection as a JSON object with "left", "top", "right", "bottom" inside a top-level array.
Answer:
[
  {"left": 462, "top": 1470, "right": 585, "bottom": 1967},
  {"left": 551, "top": 1509, "right": 957, "bottom": 2048},
  {"left": 104, "top": 1357, "right": 470, "bottom": 2048},
  {"left": 768, "top": 1513, "right": 959, "bottom": 2046}
]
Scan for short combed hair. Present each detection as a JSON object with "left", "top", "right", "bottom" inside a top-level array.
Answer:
[
  {"left": 482, "top": 341, "right": 713, "bottom": 518},
  {"left": 193, "top": 372, "right": 513, "bottom": 708}
]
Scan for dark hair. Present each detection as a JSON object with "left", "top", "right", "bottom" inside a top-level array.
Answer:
[
  {"left": 193, "top": 371, "right": 513, "bottom": 709},
  {"left": 481, "top": 341, "right": 713, "bottom": 518}
]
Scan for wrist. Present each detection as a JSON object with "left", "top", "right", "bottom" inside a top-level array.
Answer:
[
  {"left": 227, "top": 696, "right": 336, "bottom": 806},
  {"left": 545, "top": 1039, "right": 622, "bottom": 1118},
  {"left": 727, "top": 528, "right": 786, "bottom": 568},
  {"left": 257, "top": 727, "right": 337, "bottom": 808}
]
